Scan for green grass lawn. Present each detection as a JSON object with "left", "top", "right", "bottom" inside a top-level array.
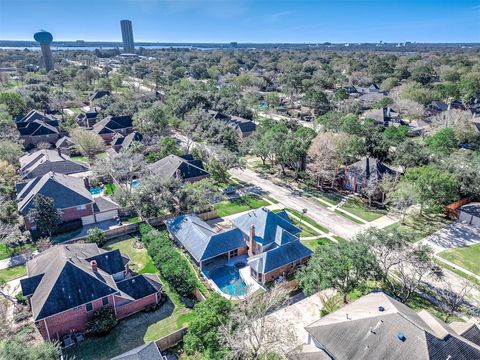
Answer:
[
  {"left": 71, "top": 155, "right": 89, "bottom": 164},
  {"left": 383, "top": 214, "right": 452, "bottom": 242},
  {"left": 438, "top": 244, "right": 480, "bottom": 276},
  {"left": 105, "top": 236, "right": 153, "bottom": 274},
  {"left": 339, "top": 197, "right": 387, "bottom": 222},
  {"left": 214, "top": 195, "right": 270, "bottom": 217},
  {"left": 0, "top": 265, "right": 27, "bottom": 282},
  {"left": 0, "top": 243, "right": 36, "bottom": 261},
  {"left": 284, "top": 208, "right": 329, "bottom": 233},
  {"left": 104, "top": 183, "right": 117, "bottom": 196},
  {"left": 335, "top": 209, "right": 365, "bottom": 224},
  {"left": 333, "top": 235, "right": 348, "bottom": 243},
  {"left": 301, "top": 237, "right": 332, "bottom": 250}
]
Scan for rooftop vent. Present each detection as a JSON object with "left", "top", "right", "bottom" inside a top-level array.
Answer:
[
  {"left": 378, "top": 306, "right": 385, "bottom": 312},
  {"left": 397, "top": 332, "right": 406, "bottom": 342}
]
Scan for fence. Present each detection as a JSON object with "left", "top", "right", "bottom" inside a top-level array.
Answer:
[{"left": 155, "top": 327, "right": 188, "bottom": 351}]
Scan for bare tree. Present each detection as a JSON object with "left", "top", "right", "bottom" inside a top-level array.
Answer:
[
  {"left": 430, "top": 109, "right": 476, "bottom": 142},
  {"left": 437, "top": 280, "right": 472, "bottom": 322},
  {"left": 221, "top": 285, "right": 300, "bottom": 360}
]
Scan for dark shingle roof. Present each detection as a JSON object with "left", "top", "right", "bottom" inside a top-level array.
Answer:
[
  {"left": 147, "top": 154, "right": 209, "bottom": 181},
  {"left": 111, "top": 342, "right": 162, "bottom": 360},
  {"left": 116, "top": 274, "right": 162, "bottom": 300},
  {"left": 16, "top": 172, "right": 93, "bottom": 215},
  {"left": 93, "top": 196, "right": 119, "bottom": 213},
  {"left": 86, "top": 249, "right": 125, "bottom": 275},
  {"left": 17, "top": 110, "right": 59, "bottom": 126},
  {"left": 166, "top": 214, "right": 246, "bottom": 262},
  {"left": 92, "top": 115, "right": 133, "bottom": 135},
  {"left": 304, "top": 292, "right": 480, "bottom": 360},
  {"left": 208, "top": 110, "right": 256, "bottom": 134},
  {"left": 19, "top": 149, "right": 89, "bottom": 180},
  {"left": 347, "top": 157, "right": 396, "bottom": 180},
  {"left": 89, "top": 90, "right": 111, "bottom": 102},
  {"left": 17, "top": 119, "right": 59, "bottom": 136}
]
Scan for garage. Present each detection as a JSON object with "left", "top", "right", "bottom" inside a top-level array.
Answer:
[{"left": 93, "top": 197, "right": 120, "bottom": 223}]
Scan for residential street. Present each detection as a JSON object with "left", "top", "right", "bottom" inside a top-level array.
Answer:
[{"left": 229, "top": 167, "right": 364, "bottom": 239}]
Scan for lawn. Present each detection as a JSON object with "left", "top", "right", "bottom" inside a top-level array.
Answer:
[
  {"left": 0, "top": 243, "right": 36, "bottom": 260},
  {"left": 214, "top": 195, "right": 270, "bottom": 217},
  {"left": 438, "top": 244, "right": 480, "bottom": 276},
  {"left": 433, "top": 259, "right": 480, "bottom": 290},
  {"left": 104, "top": 183, "right": 117, "bottom": 196},
  {"left": 339, "top": 197, "right": 387, "bottom": 222},
  {"left": 301, "top": 237, "right": 332, "bottom": 250},
  {"left": 335, "top": 209, "right": 365, "bottom": 224},
  {"left": 0, "top": 265, "right": 27, "bottom": 282},
  {"left": 383, "top": 214, "right": 452, "bottom": 242},
  {"left": 71, "top": 155, "right": 89, "bottom": 164},
  {"left": 284, "top": 208, "right": 329, "bottom": 233},
  {"left": 105, "top": 236, "right": 154, "bottom": 274}
]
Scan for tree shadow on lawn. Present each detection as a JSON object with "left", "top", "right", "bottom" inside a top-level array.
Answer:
[{"left": 68, "top": 298, "right": 176, "bottom": 360}]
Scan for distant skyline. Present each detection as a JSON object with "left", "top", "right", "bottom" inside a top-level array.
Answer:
[{"left": 1, "top": 0, "right": 479, "bottom": 43}]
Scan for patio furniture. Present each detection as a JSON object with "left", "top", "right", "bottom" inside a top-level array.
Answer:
[
  {"left": 73, "top": 332, "right": 85, "bottom": 343},
  {"left": 62, "top": 334, "right": 75, "bottom": 349}
]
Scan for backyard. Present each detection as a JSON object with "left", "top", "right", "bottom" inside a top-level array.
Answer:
[
  {"left": 214, "top": 194, "right": 271, "bottom": 217},
  {"left": 438, "top": 243, "right": 480, "bottom": 276}
]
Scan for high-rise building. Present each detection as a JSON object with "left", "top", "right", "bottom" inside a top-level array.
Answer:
[
  {"left": 33, "top": 30, "right": 54, "bottom": 72},
  {"left": 120, "top": 20, "right": 135, "bottom": 53}
]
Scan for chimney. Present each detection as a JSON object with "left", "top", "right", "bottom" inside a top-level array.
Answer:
[
  {"left": 83, "top": 176, "right": 90, "bottom": 189},
  {"left": 248, "top": 225, "right": 255, "bottom": 256},
  {"left": 90, "top": 260, "right": 98, "bottom": 272}
]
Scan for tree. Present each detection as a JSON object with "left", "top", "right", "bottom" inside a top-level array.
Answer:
[
  {"left": 133, "top": 104, "right": 169, "bottom": 135},
  {"left": 430, "top": 109, "right": 477, "bottom": 144},
  {"left": 393, "top": 140, "right": 428, "bottom": 172},
  {"left": 403, "top": 165, "right": 459, "bottom": 214},
  {"left": 86, "top": 227, "right": 106, "bottom": 247},
  {"left": 0, "top": 335, "right": 59, "bottom": 360},
  {"left": 307, "top": 132, "right": 341, "bottom": 188},
  {"left": 0, "top": 92, "right": 26, "bottom": 116},
  {"left": 221, "top": 285, "right": 299, "bottom": 360},
  {"left": 387, "top": 182, "right": 418, "bottom": 224},
  {"left": 27, "top": 194, "right": 62, "bottom": 237},
  {"left": 71, "top": 128, "right": 104, "bottom": 159},
  {"left": 264, "top": 92, "right": 280, "bottom": 109},
  {"left": 0, "top": 140, "right": 23, "bottom": 166},
  {"left": 425, "top": 128, "right": 457, "bottom": 156},
  {"left": 86, "top": 307, "right": 118, "bottom": 335},
  {"left": 410, "top": 64, "right": 435, "bottom": 85},
  {"left": 304, "top": 89, "right": 330, "bottom": 116},
  {"left": 145, "top": 136, "right": 181, "bottom": 163},
  {"left": 438, "top": 280, "right": 472, "bottom": 322},
  {"left": 297, "top": 241, "right": 379, "bottom": 303},
  {"left": 207, "top": 147, "right": 241, "bottom": 183},
  {"left": 184, "top": 294, "right": 232, "bottom": 359}
]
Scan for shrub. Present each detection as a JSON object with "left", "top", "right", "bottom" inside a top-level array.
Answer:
[
  {"left": 86, "top": 228, "right": 106, "bottom": 247},
  {"left": 86, "top": 307, "right": 117, "bottom": 336},
  {"left": 15, "top": 292, "right": 27, "bottom": 305}
]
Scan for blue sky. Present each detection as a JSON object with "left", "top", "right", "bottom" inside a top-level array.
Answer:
[{"left": 1, "top": 0, "right": 479, "bottom": 43}]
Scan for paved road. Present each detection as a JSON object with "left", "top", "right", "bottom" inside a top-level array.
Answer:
[{"left": 230, "top": 167, "right": 363, "bottom": 239}]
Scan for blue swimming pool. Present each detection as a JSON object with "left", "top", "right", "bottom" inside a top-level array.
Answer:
[
  {"left": 89, "top": 186, "right": 102, "bottom": 195},
  {"left": 131, "top": 179, "right": 140, "bottom": 189},
  {"left": 209, "top": 265, "right": 247, "bottom": 297}
]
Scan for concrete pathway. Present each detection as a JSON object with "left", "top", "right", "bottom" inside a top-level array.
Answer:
[{"left": 0, "top": 253, "right": 35, "bottom": 270}]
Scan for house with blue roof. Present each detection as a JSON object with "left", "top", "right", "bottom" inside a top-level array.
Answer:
[
  {"left": 166, "top": 208, "right": 312, "bottom": 288},
  {"left": 165, "top": 214, "right": 247, "bottom": 270}
]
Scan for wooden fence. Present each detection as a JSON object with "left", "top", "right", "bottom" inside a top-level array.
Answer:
[{"left": 155, "top": 327, "right": 188, "bottom": 351}]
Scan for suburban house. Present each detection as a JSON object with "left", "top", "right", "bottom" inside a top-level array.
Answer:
[
  {"left": 19, "top": 149, "right": 89, "bottom": 180},
  {"left": 363, "top": 107, "right": 402, "bottom": 126},
  {"left": 147, "top": 154, "right": 209, "bottom": 182},
  {"left": 458, "top": 202, "right": 480, "bottom": 227},
  {"left": 16, "top": 110, "right": 60, "bottom": 147},
  {"left": 88, "top": 90, "right": 111, "bottom": 103},
  {"left": 232, "top": 208, "right": 313, "bottom": 284},
  {"left": 20, "top": 243, "right": 163, "bottom": 341},
  {"left": 16, "top": 172, "right": 119, "bottom": 231},
  {"left": 427, "top": 100, "right": 449, "bottom": 114},
  {"left": 165, "top": 214, "right": 247, "bottom": 270},
  {"left": 208, "top": 110, "right": 256, "bottom": 138},
  {"left": 107, "top": 131, "right": 143, "bottom": 155},
  {"left": 112, "top": 342, "right": 163, "bottom": 360},
  {"left": 92, "top": 115, "right": 134, "bottom": 143},
  {"left": 341, "top": 157, "right": 397, "bottom": 194},
  {"left": 166, "top": 208, "right": 312, "bottom": 287},
  {"left": 297, "top": 291, "right": 480, "bottom": 360},
  {"left": 55, "top": 136, "right": 77, "bottom": 155},
  {"left": 76, "top": 110, "right": 99, "bottom": 128}
]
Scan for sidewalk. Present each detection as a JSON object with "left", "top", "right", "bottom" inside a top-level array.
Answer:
[{"left": 0, "top": 252, "right": 35, "bottom": 270}]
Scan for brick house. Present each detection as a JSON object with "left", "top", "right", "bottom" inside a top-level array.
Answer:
[
  {"left": 20, "top": 243, "right": 163, "bottom": 341},
  {"left": 208, "top": 110, "right": 256, "bottom": 138},
  {"left": 107, "top": 131, "right": 143, "bottom": 155},
  {"left": 147, "top": 154, "right": 209, "bottom": 183},
  {"left": 92, "top": 115, "right": 134, "bottom": 144},
  {"left": 232, "top": 208, "right": 312, "bottom": 284},
  {"left": 16, "top": 172, "right": 119, "bottom": 230},
  {"left": 341, "top": 157, "right": 397, "bottom": 194},
  {"left": 16, "top": 110, "right": 61, "bottom": 148}
]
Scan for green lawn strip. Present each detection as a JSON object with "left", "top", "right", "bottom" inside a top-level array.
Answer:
[
  {"left": 339, "top": 198, "right": 387, "bottom": 222},
  {"left": 433, "top": 259, "right": 480, "bottom": 291},
  {"left": 383, "top": 215, "right": 452, "bottom": 243},
  {"left": 0, "top": 265, "right": 27, "bottom": 282},
  {"left": 0, "top": 243, "right": 36, "bottom": 261},
  {"left": 437, "top": 244, "right": 480, "bottom": 276},
  {"left": 333, "top": 235, "right": 348, "bottom": 243},
  {"left": 214, "top": 195, "right": 269, "bottom": 217},
  {"left": 262, "top": 195, "right": 279, "bottom": 204},
  {"left": 285, "top": 208, "right": 329, "bottom": 233},
  {"left": 104, "top": 183, "right": 117, "bottom": 196},
  {"left": 71, "top": 155, "right": 89, "bottom": 164},
  {"left": 334, "top": 209, "right": 365, "bottom": 224},
  {"left": 301, "top": 237, "right": 332, "bottom": 251}
]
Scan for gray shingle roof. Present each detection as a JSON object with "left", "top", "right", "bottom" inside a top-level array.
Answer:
[
  {"left": 208, "top": 110, "right": 256, "bottom": 134},
  {"left": 16, "top": 172, "right": 93, "bottom": 215},
  {"left": 147, "top": 154, "right": 209, "bottom": 181},
  {"left": 17, "top": 119, "right": 59, "bottom": 136},
  {"left": 93, "top": 196, "right": 119, "bottom": 213},
  {"left": 116, "top": 274, "right": 162, "bottom": 300},
  {"left": 111, "top": 342, "right": 162, "bottom": 360},
  {"left": 347, "top": 157, "right": 396, "bottom": 180},
  {"left": 166, "top": 214, "right": 246, "bottom": 262},
  {"left": 19, "top": 149, "right": 89, "bottom": 180},
  {"left": 304, "top": 292, "right": 480, "bottom": 360},
  {"left": 232, "top": 208, "right": 301, "bottom": 246},
  {"left": 92, "top": 115, "right": 133, "bottom": 135}
]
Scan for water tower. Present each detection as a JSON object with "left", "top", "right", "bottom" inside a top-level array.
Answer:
[{"left": 34, "top": 30, "right": 54, "bottom": 72}]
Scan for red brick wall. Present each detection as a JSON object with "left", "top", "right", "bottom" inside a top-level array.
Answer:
[
  {"left": 36, "top": 295, "right": 114, "bottom": 341},
  {"left": 24, "top": 203, "right": 94, "bottom": 230},
  {"left": 114, "top": 292, "right": 160, "bottom": 320},
  {"left": 261, "top": 256, "right": 310, "bottom": 284}
]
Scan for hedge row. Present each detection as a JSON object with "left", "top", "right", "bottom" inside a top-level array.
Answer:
[{"left": 139, "top": 224, "right": 197, "bottom": 297}]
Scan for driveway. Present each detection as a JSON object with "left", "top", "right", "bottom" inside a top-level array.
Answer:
[
  {"left": 421, "top": 222, "right": 480, "bottom": 254},
  {"left": 230, "top": 168, "right": 363, "bottom": 239}
]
